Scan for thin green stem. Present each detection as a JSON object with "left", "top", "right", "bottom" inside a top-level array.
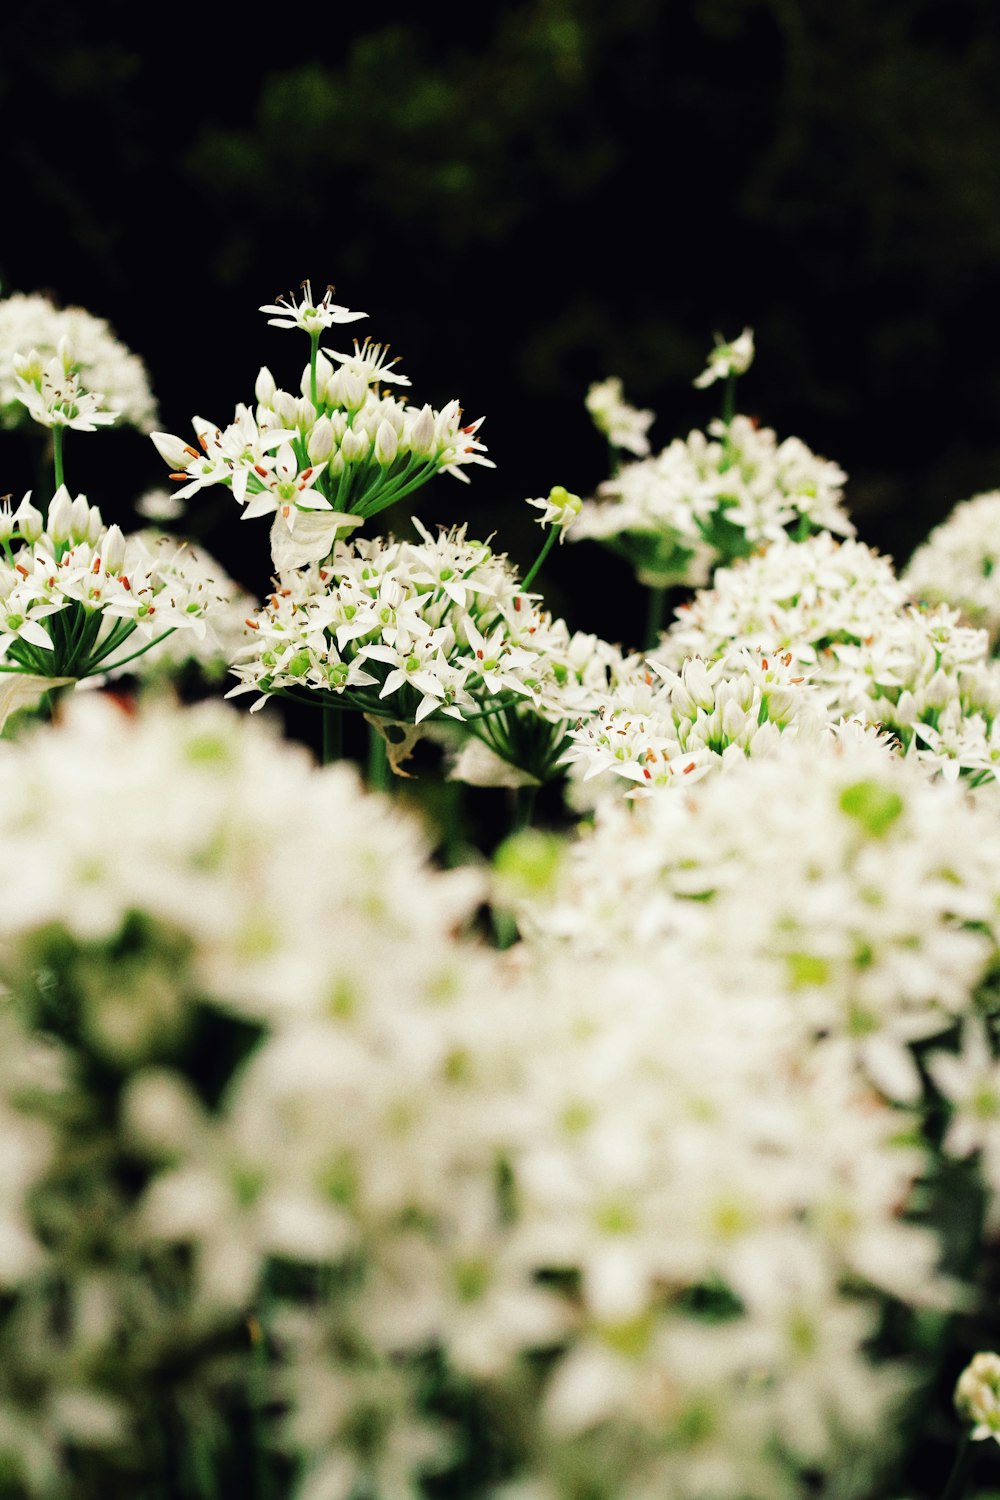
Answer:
[
  {"left": 367, "top": 719, "right": 389, "bottom": 790},
  {"left": 644, "top": 583, "right": 667, "bottom": 650},
  {"left": 513, "top": 783, "right": 537, "bottom": 834},
  {"left": 88, "top": 628, "right": 174, "bottom": 677},
  {"left": 521, "top": 526, "right": 558, "bottom": 592},
  {"left": 322, "top": 705, "right": 343, "bottom": 764},
  {"left": 309, "top": 332, "right": 320, "bottom": 409},
  {"left": 721, "top": 371, "right": 736, "bottom": 427},
  {"left": 51, "top": 425, "right": 65, "bottom": 501},
  {"left": 940, "top": 1434, "right": 975, "bottom": 1500}
]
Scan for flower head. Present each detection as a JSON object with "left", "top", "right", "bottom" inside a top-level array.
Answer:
[
  {"left": 694, "top": 327, "right": 755, "bottom": 389},
  {"left": 585, "top": 377, "right": 655, "bottom": 457},
  {"left": 259, "top": 280, "right": 367, "bottom": 335},
  {"left": 956, "top": 1352, "right": 1000, "bottom": 1442}
]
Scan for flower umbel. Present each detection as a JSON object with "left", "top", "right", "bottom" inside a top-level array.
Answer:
[{"left": 955, "top": 1352, "right": 1000, "bottom": 1442}]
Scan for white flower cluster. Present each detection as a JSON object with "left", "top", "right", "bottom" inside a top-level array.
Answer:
[
  {"left": 0, "top": 695, "right": 975, "bottom": 1500},
  {"left": 562, "top": 647, "right": 830, "bottom": 800},
  {"left": 485, "top": 732, "right": 1000, "bottom": 1494},
  {"left": 955, "top": 1352, "right": 1000, "bottom": 1443},
  {"left": 903, "top": 489, "right": 1000, "bottom": 651},
  {"left": 152, "top": 302, "right": 493, "bottom": 572},
  {"left": 584, "top": 376, "right": 656, "bottom": 457},
  {"left": 0, "top": 488, "right": 224, "bottom": 722},
  {"left": 101, "top": 534, "right": 256, "bottom": 687},
  {"left": 573, "top": 414, "right": 852, "bottom": 588},
  {"left": 516, "top": 731, "right": 1000, "bottom": 1107},
  {"left": 0, "top": 694, "right": 499, "bottom": 1492},
  {"left": 229, "top": 520, "right": 635, "bottom": 782},
  {"left": 659, "top": 531, "right": 1000, "bottom": 791},
  {"left": 0, "top": 291, "right": 157, "bottom": 432}
]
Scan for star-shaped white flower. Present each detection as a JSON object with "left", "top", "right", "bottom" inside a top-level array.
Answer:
[{"left": 259, "top": 280, "right": 367, "bottom": 334}]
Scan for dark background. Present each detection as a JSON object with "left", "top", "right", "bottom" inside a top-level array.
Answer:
[{"left": 4, "top": 0, "right": 1000, "bottom": 647}]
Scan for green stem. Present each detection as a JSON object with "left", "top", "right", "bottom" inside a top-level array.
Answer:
[
  {"left": 513, "top": 783, "right": 537, "bottom": 834},
  {"left": 322, "top": 705, "right": 343, "bottom": 764},
  {"left": 367, "top": 719, "right": 389, "bottom": 791},
  {"left": 51, "top": 425, "right": 65, "bottom": 501},
  {"left": 309, "top": 332, "right": 320, "bottom": 409},
  {"left": 521, "top": 526, "right": 558, "bottom": 592},
  {"left": 644, "top": 584, "right": 667, "bottom": 651},
  {"left": 940, "top": 1434, "right": 975, "bottom": 1500},
  {"left": 721, "top": 371, "right": 736, "bottom": 427},
  {"left": 88, "top": 628, "right": 175, "bottom": 677}
]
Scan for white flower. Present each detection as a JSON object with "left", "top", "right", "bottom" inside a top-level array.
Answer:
[
  {"left": 0, "top": 290, "right": 157, "bottom": 431},
  {"left": 324, "top": 337, "right": 411, "bottom": 388},
  {"left": 693, "top": 327, "right": 755, "bottom": 388},
  {"left": 585, "top": 377, "right": 655, "bottom": 457},
  {"left": 527, "top": 485, "right": 583, "bottom": 540},
  {"left": 956, "top": 1352, "right": 1000, "bottom": 1442},
  {"left": 259, "top": 279, "right": 367, "bottom": 334}
]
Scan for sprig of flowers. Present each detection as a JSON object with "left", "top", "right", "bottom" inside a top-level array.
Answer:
[
  {"left": 658, "top": 531, "right": 1000, "bottom": 792},
  {"left": 574, "top": 413, "right": 852, "bottom": 592},
  {"left": 0, "top": 289, "right": 157, "bottom": 432},
  {"left": 152, "top": 289, "right": 493, "bottom": 571},
  {"left": 903, "top": 488, "right": 1000, "bottom": 652},
  {"left": 0, "top": 487, "right": 224, "bottom": 728}
]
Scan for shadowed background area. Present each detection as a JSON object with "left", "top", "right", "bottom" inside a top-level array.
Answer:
[{"left": 3, "top": 0, "right": 1000, "bottom": 644}]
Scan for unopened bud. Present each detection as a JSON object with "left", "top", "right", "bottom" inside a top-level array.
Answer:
[
  {"left": 273, "top": 390, "right": 298, "bottom": 425},
  {"left": 14, "top": 495, "right": 43, "bottom": 542},
  {"left": 296, "top": 397, "right": 317, "bottom": 431},
  {"left": 86, "top": 504, "right": 103, "bottom": 546},
  {"left": 255, "top": 366, "right": 277, "bottom": 407},
  {"left": 103, "top": 524, "right": 126, "bottom": 574},
  {"left": 47, "top": 485, "right": 74, "bottom": 544},
  {"left": 150, "top": 431, "right": 193, "bottom": 470},
  {"left": 308, "top": 416, "right": 335, "bottom": 464},
  {"left": 340, "top": 373, "right": 367, "bottom": 414},
  {"left": 340, "top": 426, "right": 370, "bottom": 463},
  {"left": 408, "top": 404, "right": 436, "bottom": 457},
  {"left": 374, "top": 419, "right": 399, "bottom": 467},
  {"left": 69, "top": 494, "right": 91, "bottom": 542}
]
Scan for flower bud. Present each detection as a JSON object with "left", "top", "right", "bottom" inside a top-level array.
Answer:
[
  {"left": 255, "top": 366, "right": 277, "bottom": 407},
  {"left": 296, "top": 396, "right": 317, "bottom": 431},
  {"left": 374, "top": 420, "right": 399, "bottom": 467},
  {"left": 86, "top": 504, "right": 104, "bottom": 546},
  {"left": 103, "top": 524, "right": 126, "bottom": 575},
  {"left": 69, "top": 494, "right": 92, "bottom": 542},
  {"left": 47, "top": 485, "right": 74, "bottom": 544},
  {"left": 150, "top": 431, "right": 193, "bottom": 470},
  {"left": 683, "top": 659, "right": 716, "bottom": 712},
  {"left": 340, "top": 373, "right": 367, "bottom": 414},
  {"left": 308, "top": 416, "right": 335, "bottom": 464},
  {"left": 14, "top": 495, "right": 43, "bottom": 542},
  {"left": 273, "top": 390, "right": 298, "bottom": 425},
  {"left": 0, "top": 497, "right": 17, "bottom": 544},
  {"left": 340, "top": 426, "right": 370, "bottom": 464},
  {"left": 408, "top": 404, "right": 436, "bottom": 457}
]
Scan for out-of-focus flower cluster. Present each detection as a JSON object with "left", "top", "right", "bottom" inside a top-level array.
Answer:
[
  {"left": 0, "top": 290, "right": 157, "bottom": 432},
  {"left": 1, "top": 697, "right": 997, "bottom": 1500},
  {"left": 903, "top": 488, "right": 1000, "bottom": 652}
]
